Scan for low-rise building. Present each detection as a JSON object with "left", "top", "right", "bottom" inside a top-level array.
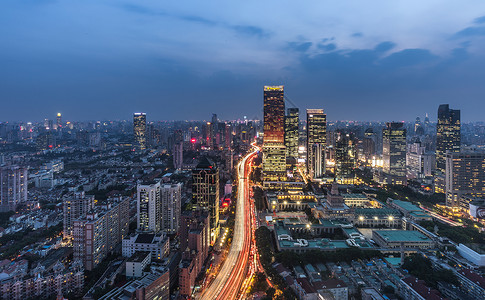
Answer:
[
  {"left": 372, "top": 230, "right": 434, "bottom": 249},
  {"left": 99, "top": 268, "right": 170, "bottom": 300},
  {"left": 457, "top": 244, "right": 485, "bottom": 267},
  {"left": 122, "top": 233, "right": 169, "bottom": 261},
  {"left": 126, "top": 252, "right": 151, "bottom": 278},
  {"left": 353, "top": 208, "right": 401, "bottom": 228}
]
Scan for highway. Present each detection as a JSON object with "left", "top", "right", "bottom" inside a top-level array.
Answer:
[{"left": 199, "top": 145, "right": 258, "bottom": 300}]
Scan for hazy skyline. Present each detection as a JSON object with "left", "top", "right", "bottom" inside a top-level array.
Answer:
[{"left": 1, "top": 1, "right": 485, "bottom": 122}]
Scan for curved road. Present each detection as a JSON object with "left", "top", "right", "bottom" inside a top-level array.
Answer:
[{"left": 199, "top": 145, "right": 258, "bottom": 300}]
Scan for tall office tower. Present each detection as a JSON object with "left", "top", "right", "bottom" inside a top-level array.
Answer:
[
  {"left": 224, "top": 123, "right": 232, "bottom": 149},
  {"left": 311, "top": 143, "right": 325, "bottom": 179},
  {"left": 414, "top": 117, "right": 422, "bottom": 134},
  {"left": 161, "top": 183, "right": 182, "bottom": 234},
  {"left": 262, "top": 86, "right": 286, "bottom": 182},
  {"left": 436, "top": 104, "right": 461, "bottom": 173},
  {"left": 335, "top": 131, "right": 356, "bottom": 183},
  {"left": 436, "top": 104, "right": 461, "bottom": 192},
  {"left": 56, "top": 113, "right": 62, "bottom": 130},
  {"left": 445, "top": 150, "right": 485, "bottom": 208},
  {"left": 133, "top": 112, "right": 147, "bottom": 150},
  {"left": 382, "top": 122, "right": 407, "bottom": 185},
  {"left": 173, "top": 142, "right": 183, "bottom": 170},
  {"left": 63, "top": 191, "right": 95, "bottom": 239},
  {"left": 210, "top": 114, "right": 218, "bottom": 149},
  {"left": 363, "top": 128, "right": 376, "bottom": 161},
  {"left": 285, "top": 108, "right": 299, "bottom": 159},
  {"left": 306, "top": 109, "right": 327, "bottom": 179},
  {"left": 73, "top": 197, "right": 129, "bottom": 270},
  {"left": 192, "top": 157, "right": 220, "bottom": 244},
  {"left": 137, "top": 181, "right": 161, "bottom": 233},
  {"left": 0, "top": 166, "right": 28, "bottom": 212}
]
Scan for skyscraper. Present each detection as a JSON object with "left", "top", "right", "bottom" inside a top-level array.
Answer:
[
  {"left": 306, "top": 109, "right": 327, "bottom": 179},
  {"left": 63, "top": 191, "right": 95, "bottom": 239},
  {"left": 445, "top": 150, "right": 485, "bottom": 208},
  {"left": 137, "top": 181, "right": 161, "bottom": 233},
  {"left": 285, "top": 108, "right": 299, "bottom": 159},
  {"left": 161, "top": 183, "right": 182, "bottom": 234},
  {"left": 56, "top": 113, "right": 62, "bottom": 130},
  {"left": 262, "top": 86, "right": 286, "bottom": 183},
  {"left": 436, "top": 104, "right": 461, "bottom": 173},
  {"left": 0, "top": 166, "right": 28, "bottom": 212},
  {"left": 382, "top": 122, "right": 407, "bottom": 185},
  {"left": 133, "top": 112, "right": 147, "bottom": 150},
  {"left": 192, "top": 157, "right": 220, "bottom": 244},
  {"left": 335, "top": 131, "right": 356, "bottom": 183}
]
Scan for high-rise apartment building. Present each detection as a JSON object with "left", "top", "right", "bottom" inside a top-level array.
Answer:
[
  {"left": 161, "top": 183, "right": 182, "bottom": 234},
  {"left": 262, "top": 86, "right": 286, "bottom": 183},
  {"left": 285, "top": 108, "right": 299, "bottom": 159},
  {"left": 192, "top": 157, "right": 219, "bottom": 244},
  {"left": 307, "top": 109, "right": 327, "bottom": 179},
  {"left": 445, "top": 150, "right": 485, "bottom": 208},
  {"left": 133, "top": 112, "right": 147, "bottom": 150},
  {"left": 73, "top": 197, "right": 129, "bottom": 270},
  {"left": 406, "top": 140, "right": 435, "bottom": 180},
  {"left": 63, "top": 191, "right": 95, "bottom": 239},
  {"left": 0, "top": 166, "right": 28, "bottom": 212},
  {"left": 137, "top": 181, "right": 161, "bottom": 233},
  {"left": 382, "top": 122, "right": 407, "bottom": 185}
]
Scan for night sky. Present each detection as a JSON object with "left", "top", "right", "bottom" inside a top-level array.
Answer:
[{"left": 1, "top": 1, "right": 485, "bottom": 122}]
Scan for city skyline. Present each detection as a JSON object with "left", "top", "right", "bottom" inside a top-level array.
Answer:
[{"left": 2, "top": 1, "right": 485, "bottom": 121}]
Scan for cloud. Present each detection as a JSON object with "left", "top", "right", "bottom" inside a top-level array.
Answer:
[
  {"left": 287, "top": 41, "right": 312, "bottom": 52},
  {"left": 351, "top": 32, "right": 363, "bottom": 38},
  {"left": 453, "top": 26, "right": 485, "bottom": 38},
  {"left": 374, "top": 41, "right": 395, "bottom": 53},
  {"left": 474, "top": 16, "right": 485, "bottom": 24}
]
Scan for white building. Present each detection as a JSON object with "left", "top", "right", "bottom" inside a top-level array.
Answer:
[
  {"left": 126, "top": 251, "right": 151, "bottom": 278},
  {"left": 406, "top": 141, "right": 434, "bottom": 180},
  {"left": 457, "top": 244, "right": 485, "bottom": 267},
  {"left": 161, "top": 183, "right": 182, "bottom": 234},
  {"left": 137, "top": 181, "right": 161, "bottom": 232},
  {"left": 122, "top": 233, "right": 169, "bottom": 260}
]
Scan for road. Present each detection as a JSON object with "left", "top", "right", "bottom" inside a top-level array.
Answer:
[{"left": 199, "top": 145, "right": 258, "bottom": 300}]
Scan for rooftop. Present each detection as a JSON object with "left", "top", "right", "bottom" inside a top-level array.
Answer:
[
  {"left": 135, "top": 234, "right": 155, "bottom": 244},
  {"left": 374, "top": 230, "right": 431, "bottom": 242},
  {"left": 128, "top": 251, "right": 150, "bottom": 263}
]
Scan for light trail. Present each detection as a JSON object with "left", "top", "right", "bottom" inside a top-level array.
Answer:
[{"left": 198, "top": 144, "right": 259, "bottom": 300}]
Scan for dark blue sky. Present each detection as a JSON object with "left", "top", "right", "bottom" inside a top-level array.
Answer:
[{"left": 1, "top": 1, "right": 485, "bottom": 122}]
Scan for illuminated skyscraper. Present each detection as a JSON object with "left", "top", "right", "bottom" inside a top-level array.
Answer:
[
  {"left": 161, "top": 183, "right": 182, "bottom": 234},
  {"left": 133, "top": 112, "right": 147, "bottom": 150},
  {"left": 285, "top": 108, "right": 299, "bottom": 159},
  {"left": 335, "top": 131, "right": 356, "bottom": 183},
  {"left": 436, "top": 105, "right": 461, "bottom": 173},
  {"left": 262, "top": 86, "right": 286, "bottom": 183},
  {"left": 382, "top": 122, "right": 407, "bottom": 185},
  {"left": 306, "top": 109, "right": 327, "bottom": 179},
  {"left": 137, "top": 181, "right": 161, "bottom": 233},
  {"left": 192, "top": 157, "right": 220, "bottom": 244},
  {"left": 445, "top": 150, "right": 485, "bottom": 208},
  {"left": 56, "top": 113, "right": 62, "bottom": 130},
  {"left": 435, "top": 105, "right": 460, "bottom": 193}
]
